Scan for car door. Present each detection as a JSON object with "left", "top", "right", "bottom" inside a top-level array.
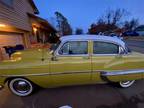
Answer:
[
  {"left": 91, "top": 41, "right": 143, "bottom": 83},
  {"left": 91, "top": 41, "right": 124, "bottom": 83},
  {"left": 49, "top": 40, "right": 92, "bottom": 87}
]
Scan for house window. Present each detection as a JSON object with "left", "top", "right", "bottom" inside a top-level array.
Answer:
[{"left": 1, "top": 0, "right": 13, "bottom": 7}]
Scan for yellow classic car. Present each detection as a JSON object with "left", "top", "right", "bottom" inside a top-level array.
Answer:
[{"left": 0, "top": 35, "right": 144, "bottom": 96}]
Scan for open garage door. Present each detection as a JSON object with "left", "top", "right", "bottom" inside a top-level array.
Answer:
[{"left": 0, "top": 33, "right": 24, "bottom": 47}]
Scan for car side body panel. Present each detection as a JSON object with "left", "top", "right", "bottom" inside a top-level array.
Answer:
[
  {"left": 49, "top": 41, "right": 92, "bottom": 87},
  {"left": 49, "top": 56, "right": 92, "bottom": 87},
  {"left": 0, "top": 35, "right": 144, "bottom": 88},
  {"left": 0, "top": 49, "right": 53, "bottom": 88},
  {"left": 99, "top": 52, "right": 144, "bottom": 82}
]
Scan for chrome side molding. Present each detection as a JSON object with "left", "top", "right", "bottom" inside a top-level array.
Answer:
[{"left": 101, "top": 69, "right": 144, "bottom": 76}]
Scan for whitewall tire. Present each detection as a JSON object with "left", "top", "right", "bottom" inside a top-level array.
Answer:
[
  {"left": 119, "top": 80, "right": 135, "bottom": 88},
  {"left": 8, "top": 78, "right": 34, "bottom": 97}
]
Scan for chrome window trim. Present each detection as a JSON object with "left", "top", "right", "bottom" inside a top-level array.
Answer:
[
  {"left": 55, "top": 54, "right": 90, "bottom": 57},
  {"left": 92, "top": 54, "right": 119, "bottom": 56},
  {"left": 55, "top": 40, "right": 89, "bottom": 57},
  {"left": 54, "top": 39, "right": 127, "bottom": 57}
]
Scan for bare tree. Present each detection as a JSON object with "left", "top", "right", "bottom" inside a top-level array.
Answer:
[
  {"left": 88, "top": 8, "right": 129, "bottom": 34},
  {"left": 124, "top": 18, "right": 139, "bottom": 31},
  {"left": 105, "top": 9, "right": 128, "bottom": 26},
  {"left": 105, "top": 10, "right": 112, "bottom": 24},
  {"left": 97, "top": 18, "right": 106, "bottom": 25},
  {"left": 55, "top": 11, "right": 73, "bottom": 36}
]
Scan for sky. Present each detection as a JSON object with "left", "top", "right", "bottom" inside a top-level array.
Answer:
[{"left": 34, "top": 0, "right": 144, "bottom": 32}]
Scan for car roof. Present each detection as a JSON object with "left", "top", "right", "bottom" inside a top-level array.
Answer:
[{"left": 60, "top": 35, "right": 125, "bottom": 47}]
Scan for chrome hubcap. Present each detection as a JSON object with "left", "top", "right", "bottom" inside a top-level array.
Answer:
[
  {"left": 13, "top": 80, "right": 31, "bottom": 94},
  {"left": 121, "top": 81, "right": 131, "bottom": 85},
  {"left": 119, "top": 80, "right": 135, "bottom": 88}
]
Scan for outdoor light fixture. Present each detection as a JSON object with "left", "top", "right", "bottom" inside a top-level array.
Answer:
[
  {"left": 0, "top": 24, "right": 6, "bottom": 27},
  {"left": 0, "top": 85, "right": 3, "bottom": 89},
  {"left": 33, "top": 27, "right": 38, "bottom": 33}
]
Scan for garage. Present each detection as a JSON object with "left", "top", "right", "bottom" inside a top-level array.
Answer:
[
  {"left": 0, "top": 33, "right": 24, "bottom": 47},
  {"left": 0, "top": 33, "right": 25, "bottom": 60}
]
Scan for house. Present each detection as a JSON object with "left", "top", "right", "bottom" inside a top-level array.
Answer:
[
  {"left": 135, "top": 25, "right": 144, "bottom": 36},
  {"left": 0, "top": 0, "right": 57, "bottom": 49}
]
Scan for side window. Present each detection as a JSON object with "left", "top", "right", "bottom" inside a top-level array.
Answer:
[
  {"left": 59, "top": 41, "right": 88, "bottom": 55},
  {"left": 93, "top": 41, "right": 119, "bottom": 54}
]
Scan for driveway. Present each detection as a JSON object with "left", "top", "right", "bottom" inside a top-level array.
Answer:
[
  {"left": 0, "top": 81, "right": 144, "bottom": 108},
  {"left": 0, "top": 40, "right": 144, "bottom": 108},
  {"left": 125, "top": 40, "right": 144, "bottom": 48}
]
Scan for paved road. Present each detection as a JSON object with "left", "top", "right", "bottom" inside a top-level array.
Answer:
[
  {"left": 125, "top": 40, "right": 144, "bottom": 48},
  {"left": 0, "top": 40, "right": 144, "bottom": 108},
  {"left": 125, "top": 40, "right": 144, "bottom": 53}
]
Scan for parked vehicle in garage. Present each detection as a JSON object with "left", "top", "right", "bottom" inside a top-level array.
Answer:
[{"left": 0, "top": 35, "right": 144, "bottom": 96}]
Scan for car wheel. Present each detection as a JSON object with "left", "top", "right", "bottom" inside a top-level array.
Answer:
[
  {"left": 119, "top": 80, "right": 135, "bottom": 88},
  {"left": 8, "top": 78, "right": 34, "bottom": 97}
]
